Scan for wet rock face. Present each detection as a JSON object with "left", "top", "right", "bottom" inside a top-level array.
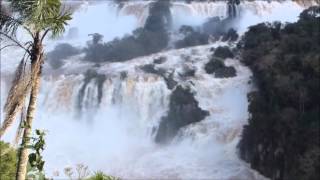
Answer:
[{"left": 155, "top": 85, "right": 209, "bottom": 144}]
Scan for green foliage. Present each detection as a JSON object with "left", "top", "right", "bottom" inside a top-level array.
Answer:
[
  {"left": 86, "top": 171, "right": 119, "bottom": 180},
  {"left": 1, "top": 0, "right": 72, "bottom": 41},
  {"left": 0, "top": 141, "right": 17, "bottom": 180},
  {"left": 8, "top": 0, "right": 72, "bottom": 37},
  {"left": 239, "top": 6, "right": 320, "bottom": 180},
  {"left": 28, "top": 130, "right": 46, "bottom": 173}
]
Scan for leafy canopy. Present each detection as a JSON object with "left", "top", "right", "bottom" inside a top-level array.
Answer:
[{"left": 1, "top": 0, "right": 72, "bottom": 38}]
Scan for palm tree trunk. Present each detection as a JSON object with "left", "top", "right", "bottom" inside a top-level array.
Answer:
[{"left": 16, "top": 37, "right": 43, "bottom": 180}]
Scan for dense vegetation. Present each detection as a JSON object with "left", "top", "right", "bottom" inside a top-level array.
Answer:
[
  {"left": 175, "top": 17, "right": 239, "bottom": 49},
  {"left": 0, "top": 141, "right": 17, "bottom": 180},
  {"left": 204, "top": 46, "right": 236, "bottom": 78},
  {"left": 83, "top": 0, "right": 170, "bottom": 63},
  {"left": 47, "top": 0, "right": 241, "bottom": 68},
  {"left": 155, "top": 85, "right": 209, "bottom": 144},
  {"left": 239, "top": 6, "right": 320, "bottom": 180},
  {"left": 47, "top": 43, "right": 80, "bottom": 69}
]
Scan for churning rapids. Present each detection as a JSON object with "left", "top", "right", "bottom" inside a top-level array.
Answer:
[{"left": 0, "top": 0, "right": 315, "bottom": 179}]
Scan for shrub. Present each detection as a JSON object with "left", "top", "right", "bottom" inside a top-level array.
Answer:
[
  {"left": 204, "top": 58, "right": 224, "bottom": 74},
  {"left": 213, "top": 46, "right": 234, "bottom": 59},
  {"left": 86, "top": 171, "right": 118, "bottom": 180},
  {"left": 0, "top": 141, "right": 17, "bottom": 180},
  {"left": 175, "top": 27, "right": 209, "bottom": 49}
]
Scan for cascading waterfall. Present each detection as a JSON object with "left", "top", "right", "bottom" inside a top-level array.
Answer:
[
  {"left": 118, "top": 0, "right": 315, "bottom": 27},
  {"left": 1, "top": 44, "right": 267, "bottom": 179},
  {"left": 0, "top": 0, "right": 315, "bottom": 179}
]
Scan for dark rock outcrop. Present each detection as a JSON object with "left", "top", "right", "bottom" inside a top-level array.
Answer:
[{"left": 155, "top": 85, "right": 209, "bottom": 144}]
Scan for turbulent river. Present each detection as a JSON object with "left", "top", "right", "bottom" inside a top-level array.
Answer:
[{"left": 0, "top": 0, "right": 314, "bottom": 179}]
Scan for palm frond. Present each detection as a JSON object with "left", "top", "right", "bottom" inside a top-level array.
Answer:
[
  {"left": 0, "top": 13, "right": 22, "bottom": 37},
  {"left": 46, "top": 11, "right": 72, "bottom": 38},
  {"left": 0, "top": 58, "right": 31, "bottom": 138},
  {"left": 5, "top": 0, "right": 72, "bottom": 40}
]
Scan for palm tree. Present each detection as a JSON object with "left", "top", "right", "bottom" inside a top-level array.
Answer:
[{"left": 0, "top": 0, "right": 72, "bottom": 179}]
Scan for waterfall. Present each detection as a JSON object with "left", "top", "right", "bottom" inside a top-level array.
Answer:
[
  {"left": 0, "top": 0, "right": 314, "bottom": 179},
  {"left": 118, "top": 0, "right": 316, "bottom": 27},
  {"left": 1, "top": 44, "right": 267, "bottom": 179}
]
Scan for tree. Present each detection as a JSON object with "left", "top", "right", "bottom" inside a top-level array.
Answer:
[{"left": 0, "top": 1, "right": 72, "bottom": 179}]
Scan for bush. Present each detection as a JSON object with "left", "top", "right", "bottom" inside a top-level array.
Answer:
[
  {"left": 204, "top": 57, "right": 236, "bottom": 78},
  {"left": 213, "top": 46, "right": 234, "bottom": 59},
  {"left": 175, "top": 26, "right": 209, "bottom": 49},
  {"left": 204, "top": 58, "right": 224, "bottom": 74},
  {"left": 86, "top": 171, "right": 118, "bottom": 180},
  {"left": 0, "top": 141, "right": 17, "bottom": 180}
]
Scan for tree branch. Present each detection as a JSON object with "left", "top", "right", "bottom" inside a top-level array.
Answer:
[{"left": 0, "top": 32, "right": 31, "bottom": 55}]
